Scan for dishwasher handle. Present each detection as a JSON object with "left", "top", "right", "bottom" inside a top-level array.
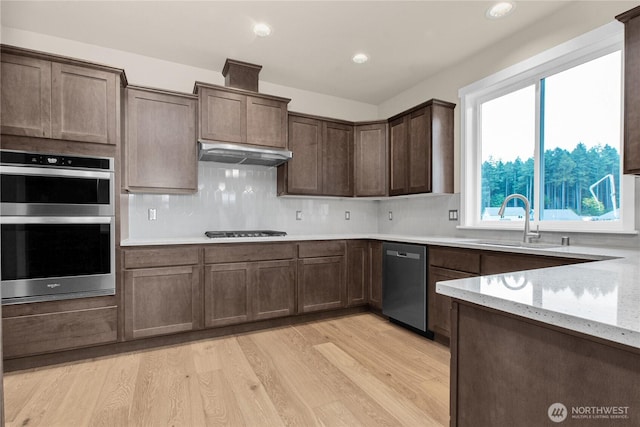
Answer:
[{"left": 386, "top": 250, "right": 421, "bottom": 260}]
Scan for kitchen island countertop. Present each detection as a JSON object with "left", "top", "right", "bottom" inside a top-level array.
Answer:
[{"left": 121, "top": 233, "right": 640, "bottom": 349}]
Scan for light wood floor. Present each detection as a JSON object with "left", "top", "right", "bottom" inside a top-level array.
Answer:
[{"left": 3, "top": 313, "right": 450, "bottom": 427}]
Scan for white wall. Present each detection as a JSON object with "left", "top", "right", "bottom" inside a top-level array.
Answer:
[
  {"left": 378, "top": 1, "right": 638, "bottom": 193},
  {"left": 0, "top": 27, "right": 379, "bottom": 122}
]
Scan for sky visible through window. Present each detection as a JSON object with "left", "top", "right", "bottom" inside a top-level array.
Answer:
[{"left": 482, "top": 51, "right": 621, "bottom": 163}]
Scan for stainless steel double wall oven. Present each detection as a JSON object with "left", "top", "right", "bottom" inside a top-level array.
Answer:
[{"left": 0, "top": 150, "right": 116, "bottom": 304}]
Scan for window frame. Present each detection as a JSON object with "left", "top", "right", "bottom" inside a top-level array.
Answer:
[{"left": 459, "top": 21, "right": 635, "bottom": 233}]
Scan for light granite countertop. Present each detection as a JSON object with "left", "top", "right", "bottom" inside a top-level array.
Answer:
[{"left": 121, "top": 233, "right": 640, "bottom": 349}]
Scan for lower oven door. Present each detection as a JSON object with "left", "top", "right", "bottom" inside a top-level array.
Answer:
[{"left": 1, "top": 216, "right": 115, "bottom": 304}]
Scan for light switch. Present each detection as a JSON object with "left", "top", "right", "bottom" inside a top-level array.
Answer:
[
  {"left": 296, "top": 210, "right": 302, "bottom": 220},
  {"left": 345, "top": 211, "right": 351, "bottom": 220},
  {"left": 449, "top": 210, "right": 458, "bottom": 221},
  {"left": 388, "top": 211, "right": 393, "bottom": 221},
  {"left": 148, "top": 208, "right": 157, "bottom": 221}
]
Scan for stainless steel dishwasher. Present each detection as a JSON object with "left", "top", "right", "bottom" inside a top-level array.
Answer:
[{"left": 382, "top": 242, "right": 432, "bottom": 338}]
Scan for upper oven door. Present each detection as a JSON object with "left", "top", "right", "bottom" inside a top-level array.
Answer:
[{"left": 0, "top": 165, "right": 114, "bottom": 216}]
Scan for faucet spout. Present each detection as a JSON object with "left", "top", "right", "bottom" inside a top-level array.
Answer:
[{"left": 498, "top": 194, "right": 540, "bottom": 243}]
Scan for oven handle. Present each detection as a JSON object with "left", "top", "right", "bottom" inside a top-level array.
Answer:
[
  {"left": 0, "top": 165, "right": 112, "bottom": 179},
  {"left": 0, "top": 216, "right": 113, "bottom": 224}
]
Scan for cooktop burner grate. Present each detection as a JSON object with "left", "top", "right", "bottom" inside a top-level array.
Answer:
[{"left": 205, "top": 230, "right": 287, "bottom": 238}]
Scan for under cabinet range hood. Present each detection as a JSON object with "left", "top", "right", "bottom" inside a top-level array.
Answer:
[{"left": 198, "top": 141, "right": 292, "bottom": 167}]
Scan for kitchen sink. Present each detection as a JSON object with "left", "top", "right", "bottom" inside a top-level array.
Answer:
[{"left": 468, "top": 239, "right": 561, "bottom": 249}]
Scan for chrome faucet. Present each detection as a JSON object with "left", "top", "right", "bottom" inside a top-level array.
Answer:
[{"left": 498, "top": 194, "right": 540, "bottom": 243}]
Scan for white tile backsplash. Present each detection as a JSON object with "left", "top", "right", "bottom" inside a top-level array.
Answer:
[
  {"left": 127, "top": 166, "right": 639, "bottom": 250},
  {"left": 127, "top": 162, "right": 379, "bottom": 239},
  {"left": 377, "top": 194, "right": 462, "bottom": 237}
]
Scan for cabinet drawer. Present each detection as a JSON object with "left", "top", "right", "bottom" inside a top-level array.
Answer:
[
  {"left": 298, "top": 240, "right": 346, "bottom": 258},
  {"left": 124, "top": 247, "right": 200, "bottom": 269},
  {"left": 204, "top": 243, "right": 296, "bottom": 264},
  {"left": 429, "top": 246, "right": 480, "bottom": 274},
  {"left": 3, "top": 306, "right": 117, "bottom": 358}
]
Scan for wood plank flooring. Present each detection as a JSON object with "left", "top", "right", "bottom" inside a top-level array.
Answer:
[{"left": 3, "top": 313, "right": 450, "bottom": 426}]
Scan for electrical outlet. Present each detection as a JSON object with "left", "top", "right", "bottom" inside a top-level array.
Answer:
[
  {"left": 296, "top": 210, "right": 302, "bottom": 221},
  {"left": 148, "top": 208, "right": 157, "bottom": 221},
  {"left": 448, "top": 210, "right": 458, "bottom": 221},
  {"left": 345, "top": 211, "right": 351, "bottom": 220},
  {"left": 388, "top": 211, "right": 393, "bottom": 221}
]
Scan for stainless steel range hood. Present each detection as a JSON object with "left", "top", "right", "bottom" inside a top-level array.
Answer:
[{"left": 198, "top": 141, "right": 292, "bottom": 167}]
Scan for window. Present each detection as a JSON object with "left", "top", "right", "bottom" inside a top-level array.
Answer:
[{"left": 460, "top": 22, "right": 635, "bottom": 233}]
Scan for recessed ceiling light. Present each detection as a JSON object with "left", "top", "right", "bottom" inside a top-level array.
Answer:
[
  {"left": 352, "top": 53, "right": 369, "bottom": 64},
  {"left": 486, "top": 2, "right": 515, "bottom": 19},
  {"left": 253, "top": 23, "right": 272, "bottom": 37}
]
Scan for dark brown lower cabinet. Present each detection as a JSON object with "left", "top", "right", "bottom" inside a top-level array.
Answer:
[
  {"left": 451, "top": 301, "right": 640, "bottom": 426},
  {"left": 253, "top": 260, "right": 297, "bottom": 321},
  {"left": 368, "top": 241, "right": 383, "bottom": 310},
  {"left": 347, "top": 241, "right": 369, "bottom": 307},
  {"left": 428, "top": 246, "right": 480, "bottom": 342},
  {"left": 428, "top": 246, "right": 587, "bottom": 343},
  {"left": 428, "top": 266, "right": 475, "bottom": 341},
  {"left": 3, "top": 306, "right": 117, "bottom": 357},
  {"left": 297, "top": 256, "right": 346, "bottom": 313},
  {"left": 204, "top": 260, "right": 296, "bottom": 328},
  {"left": 124, "top": 265, "right": 201, "bottom": 339}
]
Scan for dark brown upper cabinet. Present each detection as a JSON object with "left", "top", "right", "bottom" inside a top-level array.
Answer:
[
  {"left": 388, "top": 99, "right": 455, "bottom": 195},
  {"left": 278, "top": 113, "right": 353, "bottom": 196},
  {"left": 617, "top": 6, "right": 640, "bottom": 175},
  {"left": 194, "top": 82, "right": 289, "bottom": 149},
  {"left": 0, "top": 45, "right": 124, "bottom": 145},
  {"left": 281, "top": 114, "right": 323, "bottom": 195},
  {"left": 323, "top": 121, "right": 354, "bottom": 196},
  {"left": 0, "top": 53, "right": 51, "bottom": 138},
  {"left": 355, "top": 121, "right": 388, "bottom": 197},
  {"left": 124, "top": 86, "right": 198, "bottom": 194}
]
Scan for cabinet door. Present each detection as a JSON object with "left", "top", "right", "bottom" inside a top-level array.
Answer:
[
  {"left": 622, "top": 13, "right": 640, "bottom": 174},
  {"left": 204, "top": 263, "right": 251, "bottom": 327},
  {"left": 297, "top": 256, "right": 346, "bottom": 313},
  {"left": 389, "top": 115, "right": 408, "bottom": 195},
  {"left": 0, "top": 53, "right": 51, "bottom": 138},
  {"left": 286, "top": 115, "right": 323, "bottom": 194},
  {"left": 428, "top": 266, "right": 475, "bottom": 340},
  {"left": 125, "top": 88, "right": 197, "bottom": 193},
  {"left": 368, "top": 241, "right": 383, "bottom": 310},
  {"left": 322, "top": 121, "right": 354, "bottom": 196},
  {"left": 408, "top": 106, "right": 431, "bottom": 194},
  {"left": 124, "top": 265, "right": 200, "bottom": 340},
  {"left": 347, "top": 241, "right": 369, "bottom": 306},
  {"left": 253, "top": 260, "right": 296, "bottom": 320},
  {"left": 355, "top": 123, "right": 388, "bottom": 196},
  {"left": 199, "top": 87, "right": 246, "bottom": 143},
  {"left": 51, "top": 62, "right": 117, "bottom": 145},
  {"left": 247, "top": 96, "right": 287, "bottom": 148}
]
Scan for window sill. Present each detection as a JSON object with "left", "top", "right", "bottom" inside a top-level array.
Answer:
[{"left": 456, "top": 225, "right": 638, "bottom": 236}]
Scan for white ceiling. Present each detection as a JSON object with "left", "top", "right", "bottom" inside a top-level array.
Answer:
[{"left": 0, "top": 1, "right": 599, "bottom": 104}]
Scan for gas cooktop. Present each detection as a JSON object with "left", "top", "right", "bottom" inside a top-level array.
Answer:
[{"left": 205, "top": 230, "right": 287, "bottom": 238}]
